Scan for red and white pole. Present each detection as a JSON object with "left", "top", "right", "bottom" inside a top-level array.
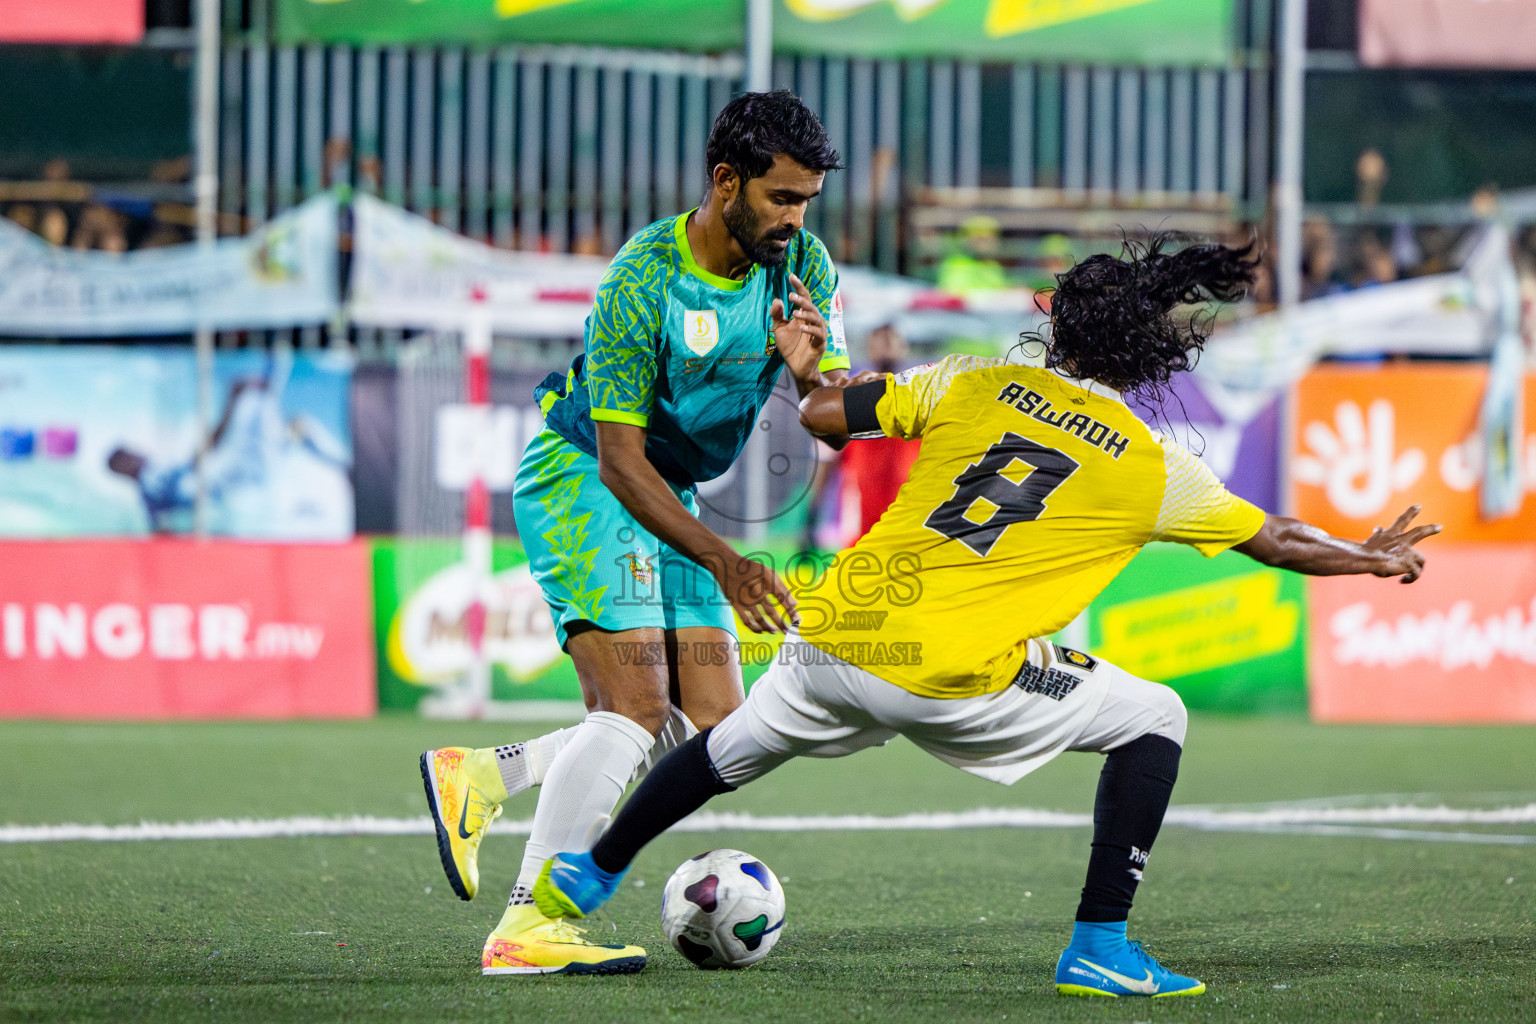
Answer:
[{"left": 463, "top": 285, "right": 494, "bottom": 716}]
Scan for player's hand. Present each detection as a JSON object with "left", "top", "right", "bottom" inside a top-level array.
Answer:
[
  {"left": 713, "top": 552, "right": 799, "bottom": 634},
  {"left": 1361, "top": 504, "right": 1441, "bottom": 583},
  {"left": 771, "top": 274, "right": 829, "bottom": 385}
]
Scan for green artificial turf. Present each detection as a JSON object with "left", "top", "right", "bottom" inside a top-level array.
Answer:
[{"left": 1, "top": 715, "right": 1532, "bottom": 1023}]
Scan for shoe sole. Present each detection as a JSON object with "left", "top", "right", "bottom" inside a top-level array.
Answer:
[
  {"left": 1056, "top": 982, "right": 1206, "bottom": 998},
  {"left": 483, "top": 956, "right": 647, "bottom": 976},
  {"left": 419, "top": 751, "right": 474, "bottom": 902}
]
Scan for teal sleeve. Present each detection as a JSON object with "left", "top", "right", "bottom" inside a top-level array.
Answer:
[
  {"left": 584, "top": 255, "right": 663, "bottom": 427},
  {"left": 798, "top": 234, "right": 851, "bottom": 372}
]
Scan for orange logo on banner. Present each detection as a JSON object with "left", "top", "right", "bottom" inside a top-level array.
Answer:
[
  {"left": 1290, "top": 365, "right": 1536, "bottom": 543},
  {"left": 1308, "top": 546, "right": 1536, "bottom": 724}
]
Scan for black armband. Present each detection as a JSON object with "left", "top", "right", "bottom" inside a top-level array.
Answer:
[{"left": 842, "top": 379, "right": 888, "bottom": 436}]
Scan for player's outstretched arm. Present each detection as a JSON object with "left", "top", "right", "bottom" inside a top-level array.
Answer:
[
  {"left": 1233, "top": 505, "right": 1441, "bottom": 584},
  {"left": 595, "top": 421, "right": 797, "bottom": 634}
]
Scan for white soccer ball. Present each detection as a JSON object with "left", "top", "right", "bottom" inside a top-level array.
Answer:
[{"left": 659, "top": 849, "right": 785, "bottom": 969}]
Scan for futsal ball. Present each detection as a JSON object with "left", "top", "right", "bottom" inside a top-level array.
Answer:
[{"left": 659, "top": 849, "right": 785, "bottom": 969}]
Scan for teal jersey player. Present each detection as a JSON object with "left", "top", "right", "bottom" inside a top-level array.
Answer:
[
  {"left": 424, "top": 91, "right": 852, "bottom": 978},
  {"left": 536, "top": 210, "right": 849, "bottom": 486}
]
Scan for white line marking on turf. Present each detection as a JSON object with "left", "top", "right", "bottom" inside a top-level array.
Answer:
[{"left": 2, "top": 803, "right": 1534, "bottom": 845}]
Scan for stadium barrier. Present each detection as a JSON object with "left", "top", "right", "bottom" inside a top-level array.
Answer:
[{"left": 0, "top": 539, "right": 375, "bottom": 719}]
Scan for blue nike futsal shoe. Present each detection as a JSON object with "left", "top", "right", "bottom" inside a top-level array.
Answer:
[
  {"left": 533, "top": 851, "right": 626, "bottom": 920},
  {"left": 1055, "top": 939, "right": 1205, "bottom": 998}
]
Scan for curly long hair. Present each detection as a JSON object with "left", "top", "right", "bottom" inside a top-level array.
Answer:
[{"left": 1034, "top": 233, "right": 1259, "bottom": 400}]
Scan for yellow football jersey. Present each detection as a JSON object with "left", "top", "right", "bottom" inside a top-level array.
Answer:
[{"left": 794, "top": 355, "right": 1266, "bottom": 699}]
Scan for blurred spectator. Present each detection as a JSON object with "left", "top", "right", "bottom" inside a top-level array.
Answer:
[
  {"left": 1356, "top": 148, "right": 1388, "bottom": 209},
  {"left": 801, "top": 325, "right": 923, "bottom": 553},
  {"left": 39, "top": 206, "right": 69, "bottom": 246},
  {"left": 1413, "top": 225, "right": 1456, "bottom": 277},
  {"left": 1023, "top": 232, "right": 1074, "bottom": 293},
  {"left": 937, "top": 215, "right": 1010, "bottom": 296},
  {"left": 1301, "top": 216, "right": 1347, "bottom": 299},
  {"left": 5, "top": 204, "right": 38, "bottom": 233},
  {"left": 139, "top": 223, "right": 188, "bottom": 248},
  {"left": 838, "top": 325, "right": 923, "bottom": 545},
  {"left": 38, "top": 158, "right": 73, "bottom": 248},
  {"left": 1352, "top": 229, "right": 1398, "bottom": 288},
  {"left": 71, "top": 204, "right": 129, "bottom": 252}
]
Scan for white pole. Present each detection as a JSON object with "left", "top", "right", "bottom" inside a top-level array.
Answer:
[
  {"left": 1275, "top": 0, "right": 1307, "bottom": 310},
  {"left": 193, "top": 0, "right": 220, "bottom": 538},
  {"left": 746, "top": 0, "right": 773, "bottom": 93}
]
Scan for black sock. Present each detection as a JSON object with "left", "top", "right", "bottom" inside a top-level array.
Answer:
[
  {"left": 1074, "top": 733, "right": 1182, "bottom": 923},
  {"left": 590, "top": 730, "right": 736, "bottom": 875}
]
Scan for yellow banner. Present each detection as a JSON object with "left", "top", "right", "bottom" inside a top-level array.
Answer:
[{"left": 1096, "top": 570, "right": 1300, "bottom": 680}]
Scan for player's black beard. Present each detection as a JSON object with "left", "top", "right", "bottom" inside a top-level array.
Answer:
[{"left": 723, "top": 195, "right": 793, "bottom": 266}]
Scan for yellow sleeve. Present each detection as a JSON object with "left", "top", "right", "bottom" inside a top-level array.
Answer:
[
  {"left": 874, "top": 354, "right": 1004, "bottom": 440},
  {"left": 1150, "top": 434, "right": 1267, "bottom": 556}
]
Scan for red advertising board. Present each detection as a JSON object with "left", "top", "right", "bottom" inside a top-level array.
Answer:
[
  {"left": 0, "top": 540, "right": 375, "bottom": 719},
  {"left": 1290, "top": 365, "right": 1536, "bottom": 543},
  {"left": 1308, "top": 545, "right": 1536, "bottom": 724},
  {"left": 0, "top": 0, "right": 144, "bottom": 44}
]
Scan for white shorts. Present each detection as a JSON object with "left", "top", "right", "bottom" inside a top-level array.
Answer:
[{"left": 708, "top": 636, "right": 1188, "bottom": 788}]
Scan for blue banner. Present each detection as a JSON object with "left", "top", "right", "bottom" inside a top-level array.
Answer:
[{"left": 0, "top": 347, "right": 354, "bottom": 540}]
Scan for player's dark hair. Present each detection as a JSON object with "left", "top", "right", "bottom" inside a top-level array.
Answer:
[
  {"left": 706, "top": 89, "right": 842, "bottom": 184},
  {"left": 1033, "top": 233, "right": 1258, "bottom": 400}
]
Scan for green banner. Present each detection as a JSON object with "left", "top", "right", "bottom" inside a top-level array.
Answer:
[
  {"left": 276, "top": 0, "right": 1233, "bottom": 65},
  {"left": 371, "top": 537, "right": 800, "bottom": 712},
  {"left": 372, "top": 536, "right": 580, "bottom": 711},
  {"left": 1082, "top": 545, "right": 1307, "bottom": 714}
]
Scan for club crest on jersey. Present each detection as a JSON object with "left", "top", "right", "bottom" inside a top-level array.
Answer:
[
  {"left": 1053, "top": 644, "right": 1098, "bottom": 672},
  {"left": 625, "top": 551, "right": 655, "bottom": 586},
  {"left": 684, "top": 309, "right": 720, "bottom": 356}
]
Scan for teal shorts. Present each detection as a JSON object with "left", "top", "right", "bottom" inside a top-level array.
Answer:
[{"left": 512, "top": 427, "right": 738, "bottom": 648}]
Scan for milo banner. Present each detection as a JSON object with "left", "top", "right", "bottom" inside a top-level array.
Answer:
[
  {"left": 373, "top": 537, "right": 577, "bottom": 711},
  {"left": 277, "top": 0, "right": 1233, "bottom": 65},
  {"left": 1084, "top": 544, "right": 1306, "bottom": 713}
]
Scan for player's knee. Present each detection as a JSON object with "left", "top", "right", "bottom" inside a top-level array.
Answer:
[
  {"left": 682, "top": 695, "right": 740, "bottom": 731},
  {"left": 1147, "top": 683, "right": 1188, "bottom": 747},
  {"left": 596, "top": 687, "right": 671, "bottom": 736}
]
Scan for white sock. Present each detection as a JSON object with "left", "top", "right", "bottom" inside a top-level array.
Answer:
[
  {"left": 493, "top": 708, "right": 695, "bottom": 801},
  {"left": 635, "top": 706, "right": 698, "bottom": 782},
  {"left": 513, "top": 710, "right": 655, "bottom": 892},
  {"left": 492, "top": 727, "right": 579, "bottom": 797}
]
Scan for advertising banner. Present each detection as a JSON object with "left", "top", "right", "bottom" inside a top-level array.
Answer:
[
  {"left": 0, "top": 540, "right": 375, "bottom": 720},
  {"left": 0, "top": 347, "right": 354, "bottom": 540},
  {"left": 1085, "top": 545, "right": 1306, "bottom": 713},
  {"left": 373, "top": 537, "right": 576, "bottom": 711},
  {"left": 349, "top": 195, "right": 606, "bottom": 337},
  {"left": 1360, "top": 0, "right": 1536, "bottom": 71},
  {"left": 1131, "top": 372, "right": 1281, "bottom": 512},
  {"left": 1290, "top": 364, "right": 1536, "bottom": 543},
  {"left": 0, "top": 0, "right": 143, "bottom": 44},
  {"left": 0, "top": 194, "right": 338, "bottom": 337},
  {"left": 1308, "top": 545, "right": 1536, "bottom": 724},
  {"left": 277, "top": 0, "right": 1232, "bottom": 64}
]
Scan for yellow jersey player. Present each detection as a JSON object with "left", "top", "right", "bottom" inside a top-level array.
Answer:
[{"left": 532, "top": 236, "right": 1440, "bottom": 997}]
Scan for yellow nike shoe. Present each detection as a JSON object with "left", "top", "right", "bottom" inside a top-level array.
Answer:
[
  {"left": 420, "top": 747, "right": 507, "bottom": 901},
  {"left": 481, "top": 904, "right": 647, "bottom": 975}
]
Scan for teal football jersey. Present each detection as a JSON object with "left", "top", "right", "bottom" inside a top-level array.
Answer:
[{"left": 536, "top": 211, "right": 849, "bottom": 486}]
